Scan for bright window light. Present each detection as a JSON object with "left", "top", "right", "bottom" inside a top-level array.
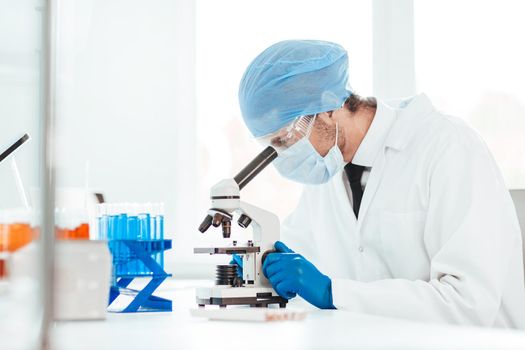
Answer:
[{"left": 415, "top": 0, "right": 525, "bottom": 188}]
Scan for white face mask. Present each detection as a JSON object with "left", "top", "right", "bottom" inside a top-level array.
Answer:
[{"left": 272, "top": 123, "right": 345, "bottom": 184}]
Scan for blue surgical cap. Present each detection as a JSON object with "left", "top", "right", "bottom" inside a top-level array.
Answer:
[{"left": 239, "top": 40, "right": 352, "bottom": 138}]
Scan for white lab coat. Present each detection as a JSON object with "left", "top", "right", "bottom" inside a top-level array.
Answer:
[{"left": 281, "top": 94, "right": 525, "bottom": 328}]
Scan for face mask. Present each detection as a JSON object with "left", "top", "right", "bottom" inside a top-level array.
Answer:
[{"left": 273, "top": 122, "right": 345, "bottom": 184}]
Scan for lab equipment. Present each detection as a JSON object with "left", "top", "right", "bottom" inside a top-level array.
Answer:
[
  {"left": 0, "top": 134, "right": 30, "bottom": 164},
  {"left": 0, "top": 134, "right": 34, "bottom": 281},
  {"left": 0, "top": 209, "right": 37, "bottom": 253},
  {"left": 0, "top": 258, "right": 6, "bottom": 280},
  {"left": 272, "top": 121, "right": 345, "bottom": 184},
  {"left": 190, "top": 307, "right": 307, "bottom": 322},
  {"left": 0, "top": 209, "right": 37, "bottom": 280},
  {"left": 55, "top": 224, "right": 89, "bottom": 240},
  {"left": 97, "top": 202, "right": 172, "bottom": 312},
  {"left": 55, "top": 207, "right": 89, "bottom": 240},
  {"left": 263, "top": 241, "right": 334, "bottom": 309},
  {"left": 0, "top": 134, "right": 30, "bottom": 162},
  {"left": 1, "top": 134, "right": 32, "bottom": 210},
  {"left": 0, "top": 134, "right": 31, "bottom": 210},
  {"left": 54, "top": 240, "right": 111, "bottom": 320},
  {"left": 239, "top": 40, "right": 351, "bottom": 138},
  {"left": 195, "top": 146, "right": 287, "bottom": 308}
]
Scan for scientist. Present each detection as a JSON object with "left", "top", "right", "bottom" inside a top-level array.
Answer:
[{"left": 236, "top": 40, "right": 525, "bottom": 328}]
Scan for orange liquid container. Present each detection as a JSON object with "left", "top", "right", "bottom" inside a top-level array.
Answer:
[
  {"left": 55, "top": 223, "right": 89, "bottom": 240},
  {"left": 0, "top": 223, "right": 37, "bottom": 252},
  {"left": 75, "top": 223, "right": 89, "bottom": 239},
  {"left": 0, "top": 257, "right": 6, "bottom": 278}
]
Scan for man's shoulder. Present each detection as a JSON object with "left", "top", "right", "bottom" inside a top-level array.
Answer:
[{"left": 419, "top": 112, "right": 488, "bottom": 154}]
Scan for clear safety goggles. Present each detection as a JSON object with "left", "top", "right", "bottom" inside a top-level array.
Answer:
[{"left": 256, "top": 114, "right": 317, "bottom": 152}]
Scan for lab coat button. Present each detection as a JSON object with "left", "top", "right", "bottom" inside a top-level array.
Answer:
[{"left": 358, "top": 246, "right": 364, "bottom": 253}]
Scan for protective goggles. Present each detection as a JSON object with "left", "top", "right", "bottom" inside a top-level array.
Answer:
[{"left": 256, "top": 114, "right": 317, "bottom": 152}]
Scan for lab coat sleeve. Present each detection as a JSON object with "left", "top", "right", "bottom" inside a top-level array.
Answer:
[
  {"left": 280, "top": 187, "right": 317, "bottom": 262},
  {"left": 331, "top": 129, "right": 522, "bottom": 326}
]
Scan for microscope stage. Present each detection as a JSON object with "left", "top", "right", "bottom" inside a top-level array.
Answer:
[{"left": 196, "top": 286, "right": 287, "bottom": 308}]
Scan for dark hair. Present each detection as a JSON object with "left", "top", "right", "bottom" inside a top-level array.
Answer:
[{"left": 345, "top": 94, "right": 377, "bottom": 113}]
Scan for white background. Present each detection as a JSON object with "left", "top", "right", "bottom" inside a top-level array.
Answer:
[{"left": 414, "top": 0, "right": 525, "bottom": 189}]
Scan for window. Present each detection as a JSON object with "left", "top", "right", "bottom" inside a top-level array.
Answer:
[{"left": 414, "top": 0, "right": 525, "bottom": 188}]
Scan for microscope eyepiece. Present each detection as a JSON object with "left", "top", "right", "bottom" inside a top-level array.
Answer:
[{"left": 233, "top": 146, "right": 277, "bottom": 190}]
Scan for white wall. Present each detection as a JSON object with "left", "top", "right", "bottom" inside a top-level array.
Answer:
[
  {"left": 373, "top": 0, "right": 415, "bottom": 99},
  {"left": 54, "top": 0, "right": 197, "bottom": 274}
]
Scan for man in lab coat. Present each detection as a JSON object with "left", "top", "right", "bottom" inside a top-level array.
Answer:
[{"left": 237, "top": 40, "right": 525, "bottom": 328}]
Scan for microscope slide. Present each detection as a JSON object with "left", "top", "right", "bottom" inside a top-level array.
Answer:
[{"left": 190, "top": 308, "right": 308, "bottom": 322}]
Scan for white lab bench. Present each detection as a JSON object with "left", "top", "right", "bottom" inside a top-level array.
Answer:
[{"left": 52, "top": 279, "right": 525, "bottom": 350}]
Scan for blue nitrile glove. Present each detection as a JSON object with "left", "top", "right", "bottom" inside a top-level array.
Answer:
[
  {"left": 262, "top": 241, "right": 335, "bottom": 309},
  {"left": 229, "top": 254, "right": 243, "bottom": 278}
]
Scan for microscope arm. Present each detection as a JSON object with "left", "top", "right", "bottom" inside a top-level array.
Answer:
[
  {"left": 238, "top": 200, "right": 280, "bottom": 288},
  {"left": 238, "top": 201, "right": 279, "bottom": 251}
]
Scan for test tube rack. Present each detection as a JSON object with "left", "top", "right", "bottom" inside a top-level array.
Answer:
[{"left": 108, "top": 239, "right": 172, "bottom": 312}]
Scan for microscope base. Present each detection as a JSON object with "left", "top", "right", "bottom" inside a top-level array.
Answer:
[{"left": 196, "top": 286, "right": 287, "bottom": 308}]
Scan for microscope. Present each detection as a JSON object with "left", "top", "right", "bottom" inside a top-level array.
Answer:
[{"left": 195, "top": 146, "right": 287, "bottom": 308}]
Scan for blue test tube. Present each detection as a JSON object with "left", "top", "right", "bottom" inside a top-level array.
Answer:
[
  {"left": 113, "top": 204, "right": 119, "bottom": 276},
  {"left": 150, "top": 204, "right": 157, "bottom": 269},
  {"left": 157, "top": 203, "right": 165, "bottom": 269},
  {"left": 104, "top": 208, "right": 116, "bottom": 286},
  {"left": 97, "top": 204, "right": 108, "bottom": 240},
  {"left": 110, "top": 204, "right": 122, "bottom": 276},
  {"left": 151, "top": 204, "right": 157, "bottom": 240},
  {"left": 138, "top": 203, "right": 151, "bottom": 275},
  {"left": 106, "top": 204, "right": 114, "bottom": 241},
  {"left": 118, "top": 204, "right": 128, "bottom": 275},
  {"left": 127, "top": 203, "right": 140, "bottom": 275},
  {"left": 150, "top": 203, "right": 159, "bottom": 266},
  {"left": 106, "top": 204, "right": 118, "bottom": 285}
]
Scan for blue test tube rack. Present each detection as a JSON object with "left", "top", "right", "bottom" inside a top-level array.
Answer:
[
  {"left": 107, "top": 239, "right": 172, "bottom": 312},
  {"left": 99, "top": 202, "right": 171, "bottom": 313}
]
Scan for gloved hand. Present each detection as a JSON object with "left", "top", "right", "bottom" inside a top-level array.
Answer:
[
  {"left": 229, "top": 254, "right": 243, "bottom": 278},
  {"left": 262, "top": 241, "right": 335, "bottom": 309}
]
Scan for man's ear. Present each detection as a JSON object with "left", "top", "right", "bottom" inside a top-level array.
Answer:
[
  {"left": 316, "top": 111, "right": 335, "bottom": 125},
  {"left": 330, "top": 107, "right": 348, "bottom": 124}
]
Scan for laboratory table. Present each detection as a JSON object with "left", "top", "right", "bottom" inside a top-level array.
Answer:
[{"left": 53, "top": 279, "right": 525, "bottom": 350}]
